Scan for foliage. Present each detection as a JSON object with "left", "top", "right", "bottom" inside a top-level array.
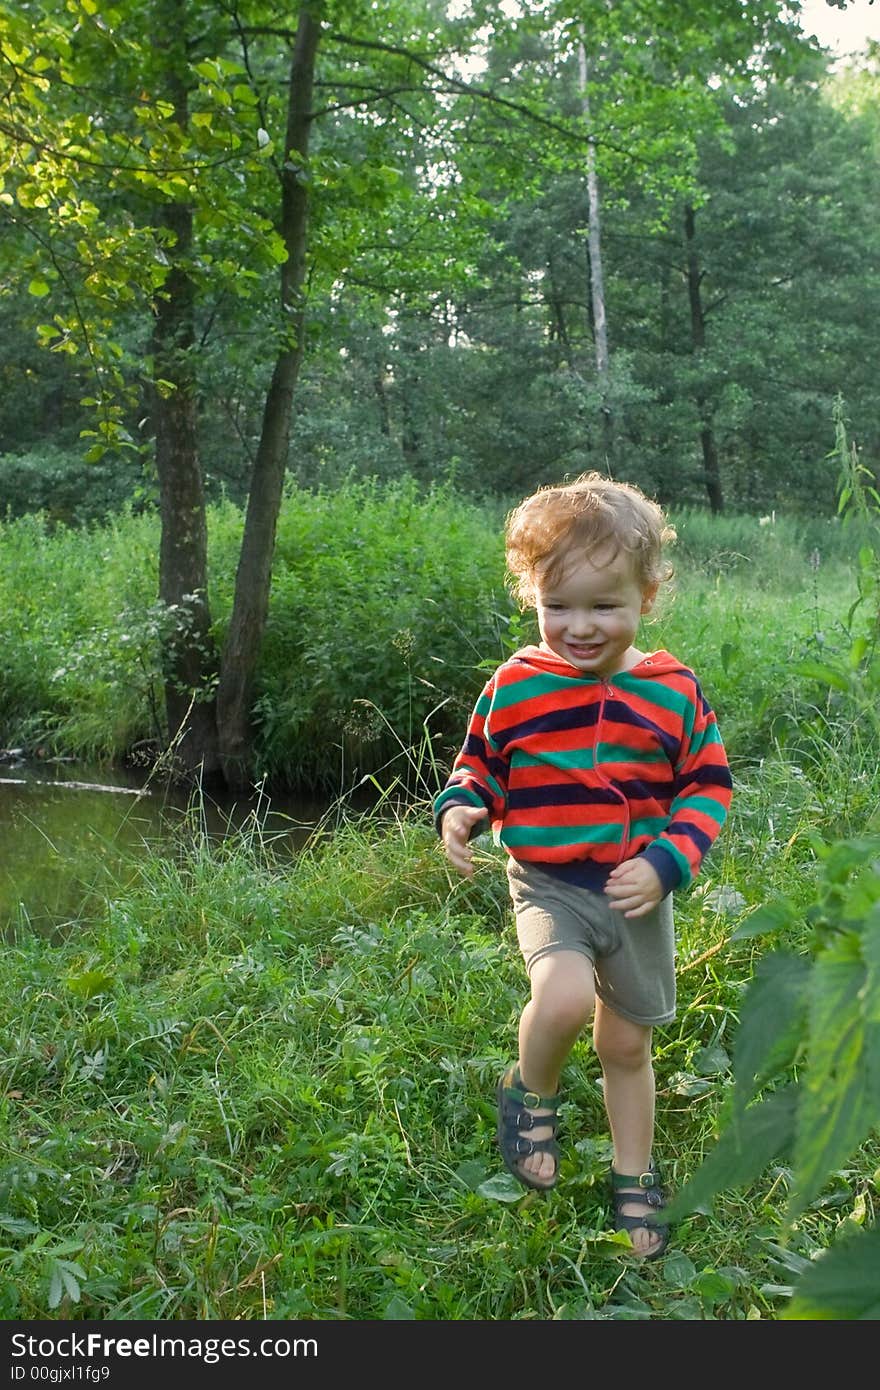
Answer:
[
  {"left": 663, "top": 410, "right": 880, "bottom": 1318},
  {"left": 0, "top": 476, "right": 868, "bottom": 782},
  {"left": 0, "top": 445, "right": 147, "bottom": 526},
  {"left": 1, "top": 0, "right": 873, "bottom": 524},
  {"left": 0, "top": 784, "right": 874, "bottom": 1321}
]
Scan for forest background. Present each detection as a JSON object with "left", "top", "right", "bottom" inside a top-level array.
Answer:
[{"left": 1, "top": 0, "right": 879, "bottom": 1323}]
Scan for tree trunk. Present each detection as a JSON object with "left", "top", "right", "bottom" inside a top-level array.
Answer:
[
  {"left": 216, "top": 6, "right": 321, "bottom": 791},
  {"left": 579, "top": 40, "right": 613, "bottom": 467},
  {"left": 684, "top": 203, "right": 724, "bottom": 513},
  {"left": 152, "top": 5, "right": 220, "bottom": 780}
]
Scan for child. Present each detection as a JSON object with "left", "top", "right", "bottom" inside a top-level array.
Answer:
[{"left": 433, "top": 472, "right": 732, "bottom": 1259}]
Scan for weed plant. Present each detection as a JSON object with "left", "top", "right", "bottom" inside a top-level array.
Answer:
[
  {"left": 0, "top": 479, "right": 863, "bottom": 790},
  {"left": 0, "top": 746, "right": 876, "bottom": 1321},
  {"left": 2, "top": 473, "right": 878, "bottom": 1318}
]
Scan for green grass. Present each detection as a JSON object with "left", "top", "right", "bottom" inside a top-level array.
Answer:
[
  {"left": 0, "top": 482, "right": 864, "bottom": 787},
  {"left": 0, "top": 758, "right": 876, "bottom": 1320},
  {"left": 1, "top": 483, "right": 878, "bottom": 1318}
]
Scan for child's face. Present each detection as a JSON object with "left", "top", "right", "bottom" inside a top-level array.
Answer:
[{"left": 534, "top": 545, "right": 658, "bottom": 678}]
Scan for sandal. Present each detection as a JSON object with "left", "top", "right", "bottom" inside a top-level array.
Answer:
[
  {"left": 496, "top": 1065, "right": 561, "bottom": 1191},
  {"left": 610, "top": 1162, "right": 670, "bottom": 1260}
]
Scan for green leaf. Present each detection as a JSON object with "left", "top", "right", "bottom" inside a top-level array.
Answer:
[
  {"left": 785, "top": 1227, "right": 880, "bottom": 1320},
  {"left": 0, "top": 1216, "right": 40, "bottom": 1238},
  {"left": 476, "top": 1173, "right": 526, "bottom": 1203},
  {"left": 789, "top": 936, "right": 880, "bottom": 1219},
  {"left": 383, "top": 1294, "right": 415, "bottom": 1319},
  {"left": 794, "top": 660, "right": 851, "bottom": 693},
  {"left": 28, "top": 278, "right": 51, "bottom": 298},
  {"left": 731, "top": 897, "right": 799, "bottom": 940},
  {"left": 692, "top": 1042, "right": 730, "bottom": 1076},
  {"left": 731, "top": 951, "right": 811, "bottom": 1114},
  {"left": 663, "top": 1086, "right": 798, "bottom": 1222},
  {"left": 66, "top": 969, "right": 114, "bottom": 999}
]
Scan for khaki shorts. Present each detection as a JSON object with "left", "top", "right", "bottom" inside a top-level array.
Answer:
[{"left": 506, "top": 858, "right": 676, "bottom": 1027}]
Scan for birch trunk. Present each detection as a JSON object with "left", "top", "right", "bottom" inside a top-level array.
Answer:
[{"left": 579, "top": 40, "right": 613, "bottom": 466}]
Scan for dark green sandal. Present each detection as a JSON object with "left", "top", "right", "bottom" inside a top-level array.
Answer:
[
  {"left": 610, "top": 1162, "right": 669, "bottom": 1260},
  {"left": 496, "top": 1065, "right": 561, "bottom": 1191}
]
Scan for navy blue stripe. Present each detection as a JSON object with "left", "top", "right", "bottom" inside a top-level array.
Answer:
[
  {"left": 493, "top": 703, "right": 600, "bottom": 751},
  {"left": 667, "top": 821, "right": 714, "bottom": 855},
  {"left": 602, "top": 698, "right": 681, "bottom": 764},
  {"left": 677, "top": 764, "right": 733, "bottom": 794},
  {"left": 508, "top": 785, "right": 622, "bottom": 811},
  {"left": 462, "top": 733, "right": 509, "bottom": 786},
  {"left": 615, "top": 776, "right": 675, "bottom": 801},
  {"left": 641, "top": 845, "right": 681, "bottom": 895}
]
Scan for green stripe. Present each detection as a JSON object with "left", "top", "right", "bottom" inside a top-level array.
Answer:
[
  {"left": 490, "top": 671, "right": 582, "bottom": 712},
  {"left": 511, "top": 748, "right": 596, "bottom": 771},
  {"left": 614, "top": 673, "right": 690, "bottom": 717},
  {"left": 630, "top": 816, "right": 671, "bottom": 838},
  {"left": 453, "top": 762, "right": 505, "bottom": 801},
  {"left": 501, "top": 823, "right": 622, "bottom": 849},
  {"left": 671, "top": 793, "right": 728, "bottom": 827},
  {"left": 434, "top": 786, "right": 486, "bottom": 817},
  {"left": 598, "top": 743, "right": 668, "bottom": 764},
  {"left": 510, "top": 744, "right": 667, "bottom": 771}
]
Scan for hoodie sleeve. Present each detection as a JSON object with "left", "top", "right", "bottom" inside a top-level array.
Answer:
[
  {"left": 433, "top": 675, "right": 510, "bottom": 834},
  {"left": 640, "top": 680, "right": 733, "bottom": 894}
]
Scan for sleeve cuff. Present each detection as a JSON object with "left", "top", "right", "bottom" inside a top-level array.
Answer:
[
  {"left": 433, "top": 792, "right": 488, "bottom": 838},
  {"left": 640, "top": 844, "right": 682, "bottom": 897}
]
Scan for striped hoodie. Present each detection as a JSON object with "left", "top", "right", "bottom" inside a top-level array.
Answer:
[{"left": 434, "top": 645, "right": 732, "bottom": 896}]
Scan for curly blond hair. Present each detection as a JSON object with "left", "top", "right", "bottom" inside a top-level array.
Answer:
[{"left": 505, "top": 472, "right": 676, "bottom": 605}]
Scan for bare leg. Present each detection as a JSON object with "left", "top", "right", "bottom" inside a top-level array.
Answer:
[
  {"left": 512, "top": 951, "right": 595, "bottom": 1186},
  {"left": 593, "top": 997, "right": 662, "bottom": 1256}
]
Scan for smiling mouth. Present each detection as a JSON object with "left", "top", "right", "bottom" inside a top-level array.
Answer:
[{"left": 567, "top": 642, "right": 603, "bottom": 658}]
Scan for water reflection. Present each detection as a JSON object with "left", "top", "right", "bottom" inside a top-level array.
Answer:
[{"left": 0, "top": 759, "right": 338, "bottom": 936}]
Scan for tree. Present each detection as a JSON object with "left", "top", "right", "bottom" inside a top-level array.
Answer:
[{"left": 0, "top": 0, "right": 857, "bottom": 785}]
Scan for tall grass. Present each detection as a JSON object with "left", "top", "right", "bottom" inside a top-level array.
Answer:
[
  {"left": 1, "top": 478, "right": 878, "bottom": 1318},
  {"left": 0, "top": 759, "right": 873, "bottom": 1321},
  {"left": 0, "top": 480, "right": 863, "bottom": 789}
]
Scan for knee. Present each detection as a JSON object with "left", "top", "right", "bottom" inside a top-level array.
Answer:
[
  {"left": 533, "top": 981, "right": 594, "bottom": 1038},
  {"left": 595, "top": 1026, "right": 652, "bottom": 1072}
]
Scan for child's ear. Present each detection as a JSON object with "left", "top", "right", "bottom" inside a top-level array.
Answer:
[{"left": 641, "top": 582, "right": 659, "bottom": 615}]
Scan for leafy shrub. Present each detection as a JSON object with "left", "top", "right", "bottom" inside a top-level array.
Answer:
[{"left": 0, "top": 444, "right": 146, "bottom": 526}]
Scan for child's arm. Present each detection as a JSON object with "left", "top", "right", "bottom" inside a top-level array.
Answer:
[
  {"left": 432, "top": 676, "right": 509, "bottom": 836},
  {"left": 639, "top": 681, "right": 733, "bottom": 895}
]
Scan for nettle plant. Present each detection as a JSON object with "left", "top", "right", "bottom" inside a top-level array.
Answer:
[
  {"left": 669, "top": 833, "right": 880, "bottom": 1318},
  {"left": 670, "top": 409, "right": 880, "bottom": 1319}
]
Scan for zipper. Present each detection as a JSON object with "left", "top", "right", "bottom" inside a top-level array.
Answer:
[{"left": 594, "top": 678, "right": 630, "bottom": 865}]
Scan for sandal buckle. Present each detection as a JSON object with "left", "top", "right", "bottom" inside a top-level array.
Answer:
[{"left": 521, "top": 1089, "right": 542, "bottom": 1107}]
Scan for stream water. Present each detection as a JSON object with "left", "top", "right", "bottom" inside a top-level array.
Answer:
[{"left": 0, "top": 757, "right": 345, "bottom": 936}]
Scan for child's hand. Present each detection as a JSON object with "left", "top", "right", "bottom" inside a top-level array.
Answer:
[
  {"left": 604, "top": 857, "right": 664, "bottom": 918},
  {"left": 439, "top": 805, "right": 488, "bottom": 877}
]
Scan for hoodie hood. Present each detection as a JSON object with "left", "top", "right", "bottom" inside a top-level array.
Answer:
[{"left": 510, "top": 644, "right": 687, "bottom": 681}]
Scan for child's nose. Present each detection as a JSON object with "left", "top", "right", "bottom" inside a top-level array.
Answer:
[{"left": 568, "top": 609, "right": 595, "bottom": 635}]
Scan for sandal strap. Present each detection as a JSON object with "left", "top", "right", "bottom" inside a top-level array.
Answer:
[
  {"left": 611, "top": 1163, "right": 662, "bottom": 1191},
  {"left": 507, "top": 1133, "right": 559, "bottom": 1157},
  {"left": 612, "top": 1186, "right": 666, "bottom": 1212},
  {"left": 501, "top": 1067, "right": 561, "bottom": 1111}
]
